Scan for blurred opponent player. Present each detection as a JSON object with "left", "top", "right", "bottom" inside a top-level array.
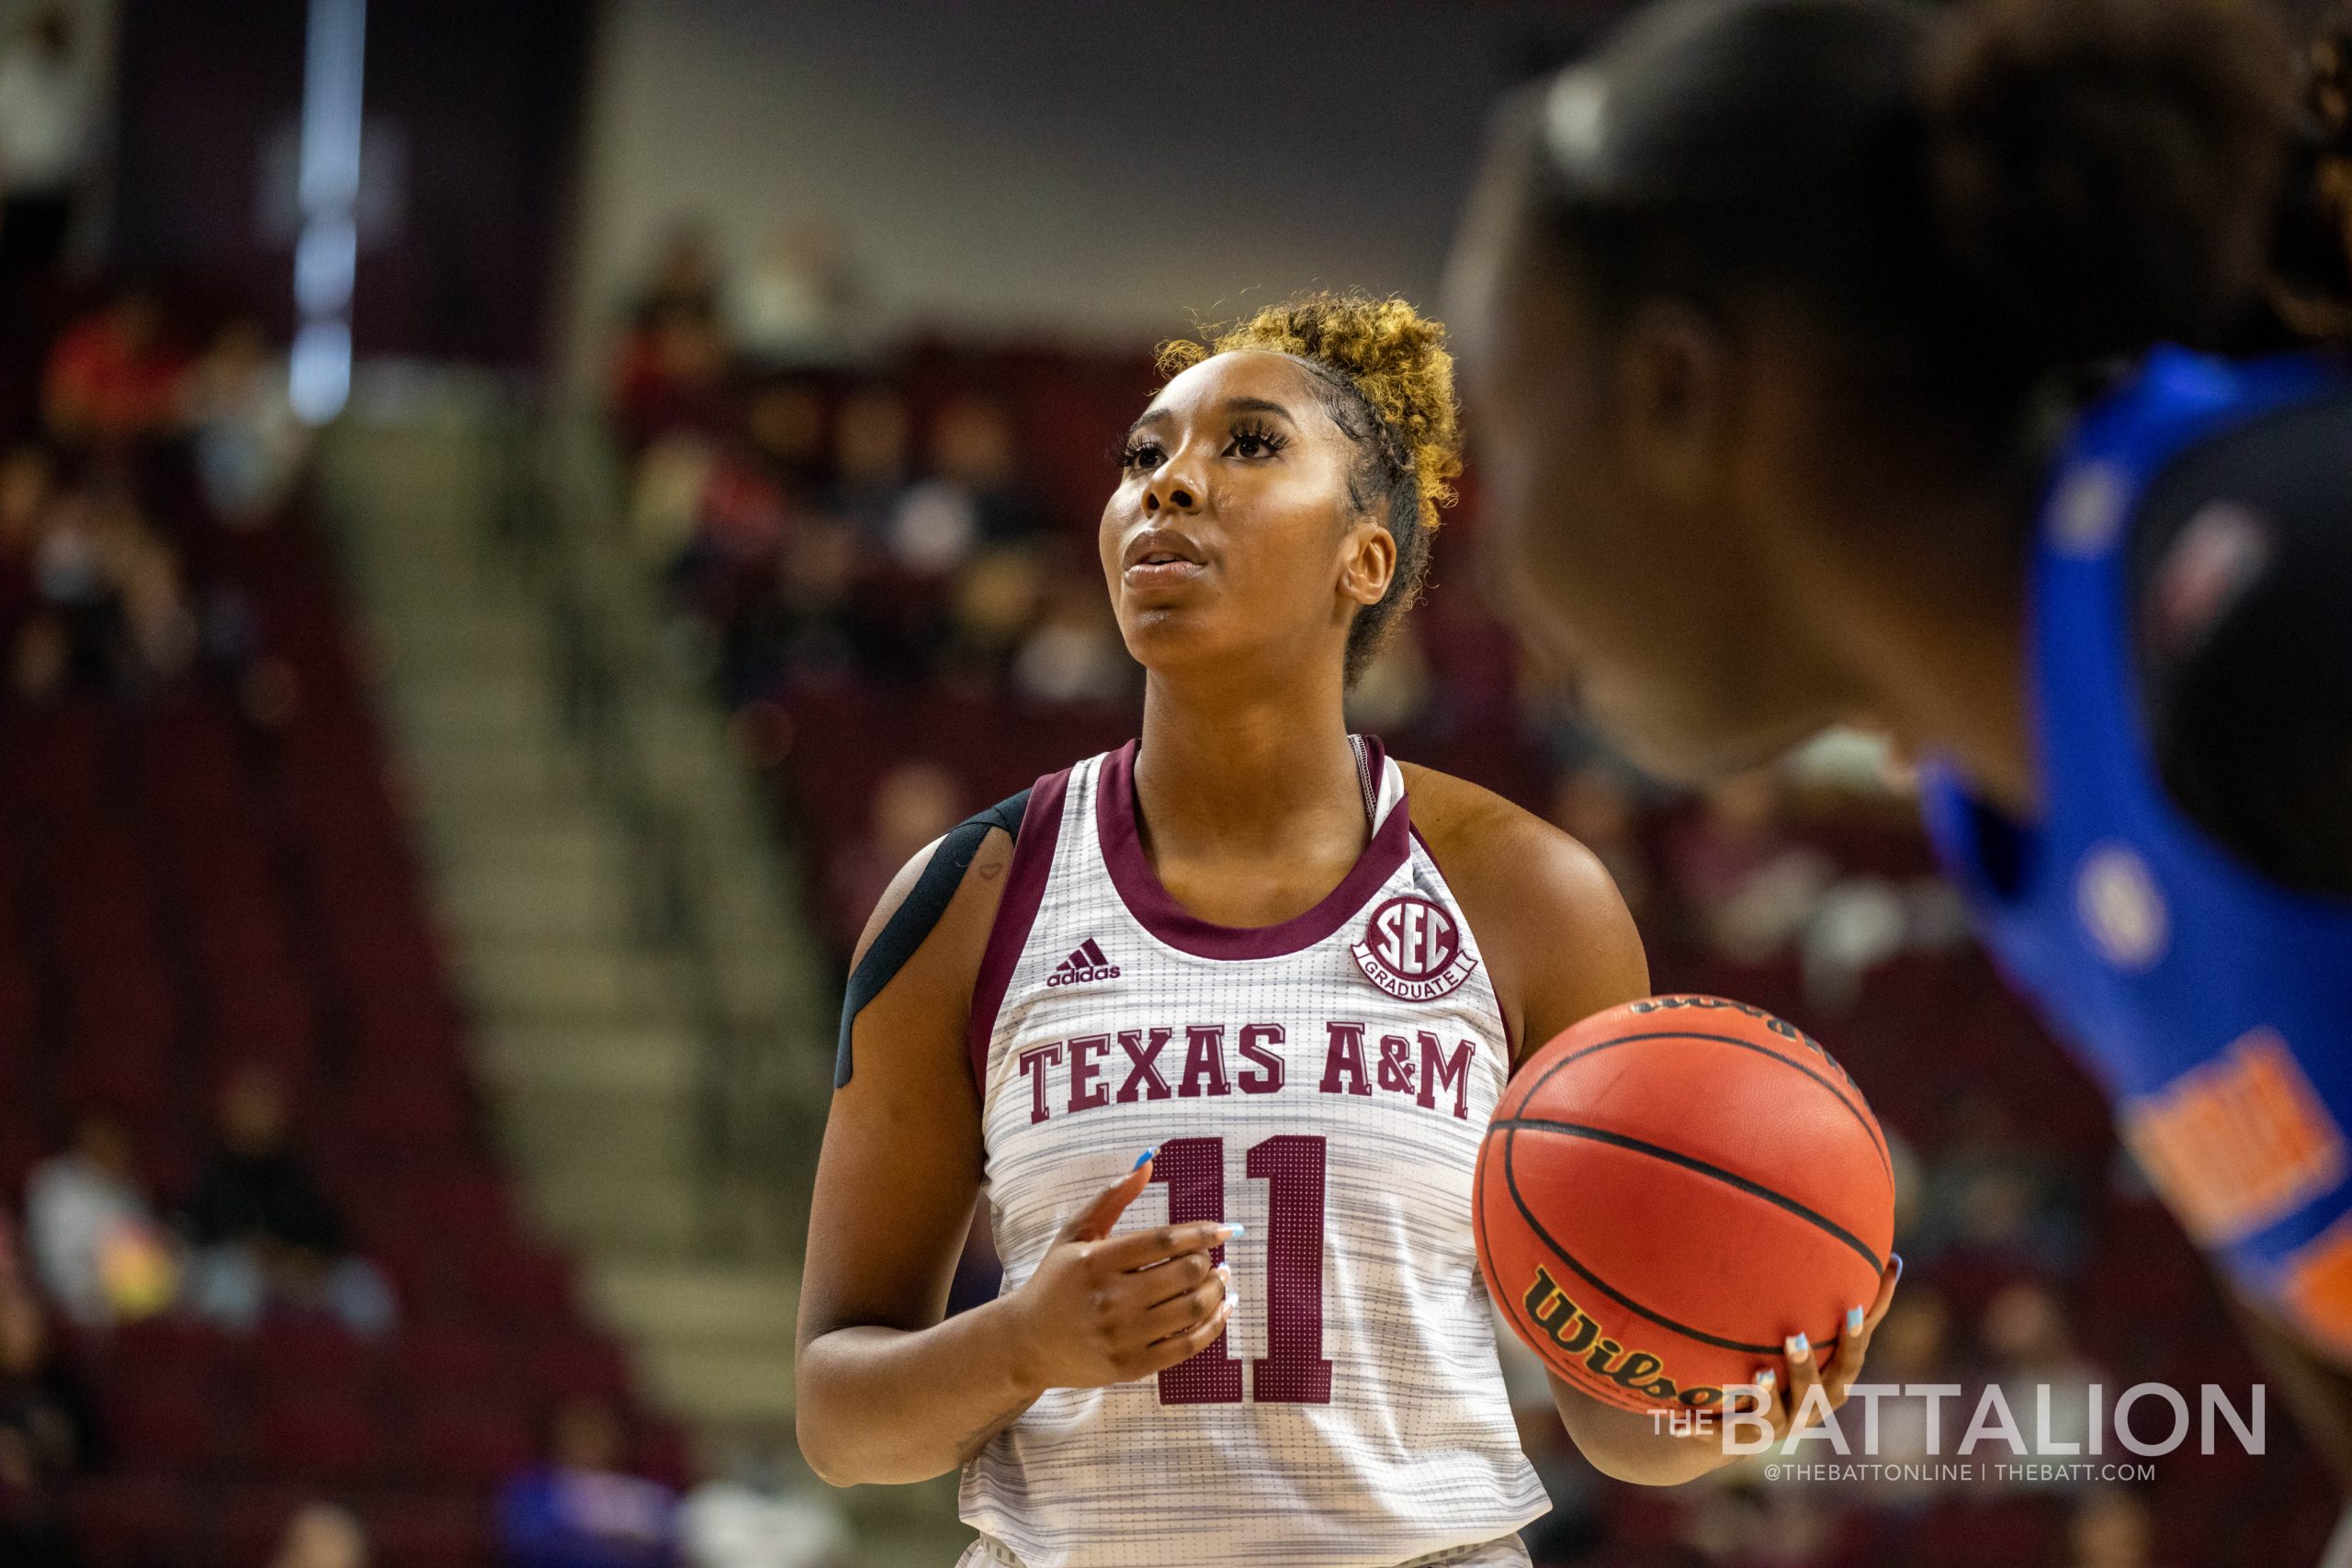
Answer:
[
  {"left": 1447, "top": 0, "right": 2352, "bottom": 1481},
  {"left": 794, "top": 293, "right": 1897, "bottom": 1566}
]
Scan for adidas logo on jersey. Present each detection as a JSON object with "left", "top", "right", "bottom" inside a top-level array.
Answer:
[{"left": 1046, "top": 938, "right": 1121, "bottom": 987}]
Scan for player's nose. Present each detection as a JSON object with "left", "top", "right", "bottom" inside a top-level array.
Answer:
[{"left": 1142, "top": 448, "right": 1204, "bottom": 516}]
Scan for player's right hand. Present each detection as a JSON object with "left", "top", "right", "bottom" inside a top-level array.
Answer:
[{"left": 1002, "top": 1151, "right": 1236, "bottom": 1393}]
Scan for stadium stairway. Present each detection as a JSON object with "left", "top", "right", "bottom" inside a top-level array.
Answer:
[{"left": 311, "top": 377, "right": 824, "bottom": 1457}]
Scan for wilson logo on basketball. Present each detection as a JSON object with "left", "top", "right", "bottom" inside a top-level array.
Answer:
[
  {"left": 1521, "top": 1266, "right": 1723, "bottom": 1409},
  {"left": 1351, "top": 895, "right": 1476, "bottom": 1002}
]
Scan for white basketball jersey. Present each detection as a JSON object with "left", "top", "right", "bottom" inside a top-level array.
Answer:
[{"left": 960, "top": 739, "right": 1547, "bottom": 1568}]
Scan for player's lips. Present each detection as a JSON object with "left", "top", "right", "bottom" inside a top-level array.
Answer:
[{"left": 1121, "top": 528, "right": 1209, "bottom": 589}]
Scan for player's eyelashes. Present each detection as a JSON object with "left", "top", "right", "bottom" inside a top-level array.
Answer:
[
  {"left": 1117, "top": 423, "right": 1287, "bottom": 473},
  {"left": 1226, "top": 420, "right": 1287, "bottom": 459}
]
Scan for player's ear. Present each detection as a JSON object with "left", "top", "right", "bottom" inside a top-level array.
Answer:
[
  {"left": 1338, "top": 517, "right": 1396, "bottom": 609},
  {"left": 1617, "top": 298, "right": 1736, "bottom": 506}
]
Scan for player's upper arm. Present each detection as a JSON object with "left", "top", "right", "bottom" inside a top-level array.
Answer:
[
  {"left": 1401, "top": 764, "right": 1651, "bottom": 1062},
  {"left": 797, "top": 824, "right": 1012, "bottom": 1352}
]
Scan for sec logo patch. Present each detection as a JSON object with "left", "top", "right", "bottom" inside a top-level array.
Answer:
[{"left": 1352, "top": 895, "right": 1477, "bottom": 1002}]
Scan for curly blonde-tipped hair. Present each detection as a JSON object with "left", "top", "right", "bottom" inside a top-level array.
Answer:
[{"left": 1156, "top": 290, "right": 1464, "bottom": 682}]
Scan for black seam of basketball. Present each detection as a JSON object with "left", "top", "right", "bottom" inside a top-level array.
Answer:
[
  {"left": 1512, "top": 1030, "right": 1892, "bottom": 1183},
  {"left": 1496, "top": 1115, "right": 1886, "bottom": 1275},
  {"left": 1500, "top": 1126, "right": 1787, "bottom": 1358},
  {"left": 1479, "top": 1146, "right": 1690, "bottom": 1413}
]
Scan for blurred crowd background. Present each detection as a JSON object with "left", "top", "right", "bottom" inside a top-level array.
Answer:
[{"left": 0, "top": 0, "right": 2341, "bottom": 1564}]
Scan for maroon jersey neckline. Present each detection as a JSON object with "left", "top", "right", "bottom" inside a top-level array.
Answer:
[{"left": 1096, "top": 738, "right": 1413, "bottom": 961}]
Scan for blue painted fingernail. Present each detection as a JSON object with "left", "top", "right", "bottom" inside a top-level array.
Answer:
[
  {"left": 1224, "top": 1224, "right": 1247, "bottom": 1239},
  {"left": 1892, "top": 1252, "right": 1905, "bottom": 1282},
  {"left": 1755, "top": 1369, "right": 1776, "bottom": 1390},
  {"left": 1133, "top": 1147, "right": 1157, "bottom": 1169},
  {"left": 1786, "top": 1332, "right": 1811, "bottom": 1361},
  {"left": 1847, "top": 1306, "right": 1866, "bottom": 1337}
]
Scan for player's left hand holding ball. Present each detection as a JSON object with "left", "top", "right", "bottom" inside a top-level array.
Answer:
[{"left": 1738, "top": 1254, "right": 1902, "bottom": 1449}]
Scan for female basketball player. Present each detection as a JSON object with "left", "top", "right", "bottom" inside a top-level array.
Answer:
[
  {"left": 1446, "top": 0, "right": 2352, "bottom": 1478},
  {"left": 796, "top": 293, "right": 1902, "bottom": 1565}
]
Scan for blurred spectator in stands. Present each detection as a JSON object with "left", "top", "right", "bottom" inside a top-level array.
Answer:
[
  {"left": 179, "top": 1065, "right": 395, "bottom": 1337},
  {"left": 42, "top": 292, "right": 188, "bottom": 449},
  {"left": 0, "top": 5, "right": 92, "bottom": 280},
  {"left": 24, "top": 1113, "right": 178, "bottom": 1328},
  {"left": 728, "top": 224, "right": 860, "bottom": 371},
  {"left": 861, "top": 397, "right": 1039, "bottom": 675},
  {"left": 611, "top": 227, "right": 730, "bottom": 452},
  {"left": 826, "top": 760, "right": 962, "bottom": 957},
  {"left": 742, "top": 383, "right": 829, "bottom": 494},
  {"left": 932, "top": 395, "right": 1041, "bottom": 550},
  {"left": 630, "top": 226, "right": 722, "bottom": 329},
  {"left": 1013, "top": 566, "right": 1129, "bottom": 709},
  {"left": 500, "top": 1394, "right": 678, "bottom": 1568},
  {"left": 1919, "top": 1092, "right": 2086, "bottom": 1274},
  {"left": 684, "top": 387, "right": 843, "bottom": 699},
  {"left": 748, "top": 515, "right": 862, "bottom": 693},
  {"left": 183, "top": 319, "right": 309, "bottom": 526},
  {"left": 1547, "top": 761, "right": 1656, "bottom": 921},
  {"left": 628, "top": 434, "right": 716, "bottom": 569},
  {"left": 116, "top": 512, "right": 197, "bottom": 685},
  {"left": 1666, "top": 769, "right": 1834, "bottom": 964},
  {"left": 1798, "top": 872, "right": 1913, "bottom": 1015},
  {"left": 0, "top": 1280, "right": 105, "bottom": 1568},
  {"left": 887, "top": 396, "right": 1039, "bottom": 578},
  {"left": 1981, "top": 1280, "right": 2106, "bottom": 1483},
  {"left": 1681, "top": 1479, "right": 1843, "bottom": 1565},
  {"left": 2065, "top": 1490, "right": 2166, "bottom": 1568},
  {"left": 677, "top": 1439, "right": 851, "bottom": 1568},
  {"left": 673, "top": 434, "right": 793, "bottom": 621},
  {"left": 611, "top": 305, "right": 730, "bottom": 454},
  {"left": 943, "top": 544, "right": 1044, "bottom": 690},
  {"left": 0, "top": 443, "right": 47, "bottom": 642},
  {"left": 680, "top": 387, "right": 830, "bottom": 589},
  {"left": 268, "top": 1501, "right": 369, "bottom": 1568},
  {"left": 824, "top": 388, "right": 910, "bottom": 547},
  {"left": 17, "top": 487, "right": 195, "bottom": 698}
]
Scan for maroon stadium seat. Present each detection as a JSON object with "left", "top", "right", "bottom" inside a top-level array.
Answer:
[
  {"left": 473, "top": 1245, "right": 577, "bottom": 1324},
  {"left": 252, "top": 1317, "right": 374, "bottom": 1395},
  {"left": 526, "top": 1330, "right": 629, "bottom": 1403},
  {"left": 249, "top": 1389, "right": 380, "bottom": 1484},
  {"left": 209, "top": 1483, "right": 310, "bottom": 1568},
  {"left": 105, "top": 1377, "right": 229, "bottom": 1472},
  {"left": 401, "top": 1395, "right": 535, "bottom": 1490},
  {"left": 64, "top": 1474, "right": 194, "bottom": 1568},
  {"left": 365, "top": 1493, "right": 492, "bottom": 1568},
  {"left": 383, "top": 1322, "right": 510, "bottom": 1399}
]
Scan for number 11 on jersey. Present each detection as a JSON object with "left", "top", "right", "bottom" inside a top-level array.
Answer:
[{"left": 1148, "top": 1134, "right": 1334, "bottom": 1405}]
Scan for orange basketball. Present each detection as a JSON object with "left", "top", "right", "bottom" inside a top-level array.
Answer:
[{"left": 1474, "top": 995, "right": 1895, "bottom": 1415}]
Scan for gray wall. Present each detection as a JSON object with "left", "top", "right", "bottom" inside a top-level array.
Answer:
[{"left": 562, "top": 0, "right": 1591, "bottom": 376}]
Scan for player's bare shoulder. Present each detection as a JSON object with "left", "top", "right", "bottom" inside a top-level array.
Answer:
[
  {"left": 1396, "top": 762, "right": 1623, "bottom": 930},
  {"left": 1397, "top": 761, "right": 1649, "bottom": 1055}
]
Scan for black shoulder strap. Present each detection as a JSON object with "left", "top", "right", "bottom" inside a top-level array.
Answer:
[{"left": 834, "top": 787, "right": 1031, "bottom": 1088}]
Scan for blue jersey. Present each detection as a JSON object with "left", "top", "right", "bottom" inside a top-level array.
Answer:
[{"left": 1919, "top": 345, "right": 2352, "bottom": 1356}]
